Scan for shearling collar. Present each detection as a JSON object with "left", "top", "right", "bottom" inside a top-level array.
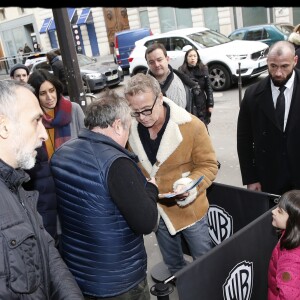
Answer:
[
  {"left": 289, "top": 32, "right": 300, "bottom": 46},
  {"left": 128, "top": 97, "right": 192, "bottom": 177}
]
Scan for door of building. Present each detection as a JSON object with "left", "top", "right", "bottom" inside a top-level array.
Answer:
[{"left": 103, "top": 7, "right": 130, "bottom": 54}]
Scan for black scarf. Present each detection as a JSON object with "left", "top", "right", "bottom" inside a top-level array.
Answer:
[
  {"left": 148, "top": 65, "right": 174, "bottom": 97},
  {"left": 137, "top": 103, "right": 170, "bottom": 165}
]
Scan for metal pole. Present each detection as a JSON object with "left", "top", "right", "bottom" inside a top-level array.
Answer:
[
  {"left": 238, "top": 62, "right": 242, "bottom": 107},
  {"left": 52, "top": 8, "right": 87, "bottom": 112}
]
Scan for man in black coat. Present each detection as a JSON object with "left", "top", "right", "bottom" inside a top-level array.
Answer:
[
  {"left": 0, "top": 80, "right": 83, "bottom": 299},
  {"left": 46, "top": 50, "right": 68, "bottom": 96},
  {"left": 237, "top": 41, "right": 300, "bottom": 195}
]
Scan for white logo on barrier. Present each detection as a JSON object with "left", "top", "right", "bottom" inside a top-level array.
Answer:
[
  {"left": 223, "top": 261, "right": 253, "bottom": 300},
  {"left": 208, "top": 205, "right": 233, "bottom": 245}
]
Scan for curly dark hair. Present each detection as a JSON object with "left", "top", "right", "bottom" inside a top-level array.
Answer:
[{"left": 28, "top": 69, "right": 64, "bottom": 104}]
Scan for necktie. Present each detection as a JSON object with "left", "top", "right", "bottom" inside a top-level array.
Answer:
[{"left": 275, "top": 86, "right": 286, "bottom": 131}]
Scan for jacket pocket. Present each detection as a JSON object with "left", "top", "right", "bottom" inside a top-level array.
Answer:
[{"left": 2, "top": 222, "right": 41, "bottom": 293}]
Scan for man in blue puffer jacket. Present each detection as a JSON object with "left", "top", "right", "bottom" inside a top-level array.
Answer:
[{"left": 50, "top": 89, "right": 159, "bottom": 299}]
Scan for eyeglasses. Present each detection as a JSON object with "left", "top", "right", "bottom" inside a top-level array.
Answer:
[{"left": 130, "top": 95, "right": 158, "bottom": 118}]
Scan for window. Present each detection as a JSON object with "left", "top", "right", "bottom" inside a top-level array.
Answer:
[
  {"left": 158, "top": 7, "right": 192, "bottom": 33},
  {"left": 230, "top": 31, "right": 245, "bottom": 40},
  {"left": 139, "top": 9, "right": 150, "bottom": 28},
  {"left": 203, "top": 7, "right": 220, "bottom": 32},
  {"left": 0, "top": 9, "right": 6, "bottom": 21},
  {"left": 18, "top": 7, "right": 25, "bottom": 14},
  {"left": 170, "top": 37, "right": 189, "bottom": 51},
  {"left": 262, "top": 29, "right": 269, "bottom": 39},
  {"left": 145, "top": 38, "right": 170, "bottom": 50},
  {"left": 175, "top": 8, "right": 192, "bottom": 29},
  {"left": 245, "top": 30, "right": 262, "bottom": 41}
]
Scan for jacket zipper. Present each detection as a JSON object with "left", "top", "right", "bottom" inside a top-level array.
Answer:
[{"left": 17, "top": 187, "right": 50, "bottom": 300}]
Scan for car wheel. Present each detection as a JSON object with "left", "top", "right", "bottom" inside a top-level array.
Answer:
[
  {"left": 209, "top": 64, "right": 231, "bottom": 91},
  {"left": 132, "top": 67, "right": 148, "bottom": 76}
]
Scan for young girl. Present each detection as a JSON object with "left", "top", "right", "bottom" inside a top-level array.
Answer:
[
  {"left": 268, "top": 190, "right": 300, "bottom": 299},
  {"left": 178, "top": 48, "right": 214, "bottom": 126}
]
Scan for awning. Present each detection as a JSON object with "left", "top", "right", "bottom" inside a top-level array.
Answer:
[
  {"left": 48, "top": 8, "right": 77, "bottom": 32},
  {"left": 39, "top": 17, "right": 52, "bottom": 34},
  {"left": 77, "top": 8, "right": 93, "bottom": 26}
]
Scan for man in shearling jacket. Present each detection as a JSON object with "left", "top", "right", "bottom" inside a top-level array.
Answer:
[
  {"left": 124, "top": 73, "right": 218, "bottom": 275},
  {"left": 0, "top": 80, "right": 83, "bottom": 299}
]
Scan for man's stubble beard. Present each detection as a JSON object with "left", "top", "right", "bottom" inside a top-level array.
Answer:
[
  {"left": 12, "top": 124, "right": 37, "bottom": 170},
  {"left": 269, "top": 68, "right": 294, "bottom": 87}
]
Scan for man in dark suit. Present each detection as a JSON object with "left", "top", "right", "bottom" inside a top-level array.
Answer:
[{"left": 237, "top": 41, "right": 300, "bottom": 195}]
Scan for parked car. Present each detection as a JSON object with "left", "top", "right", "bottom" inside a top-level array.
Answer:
[
  {"left": 29, "top": 53, "right": 124, "bottom": 92},
  {"left": 228, "top": 23, "right": 294, "bottom": 46},
  {"left": 113, "top": 27, "right": 152, "bottom": 73},
  {"left": 24, "top": 48, "right": 60, "bottom": 69},
  {"left": 24, "top": 51, "right": 48, "bottom": 69},
  {"left": 128, "top": 27, "right": 269, "bottom": 91}
]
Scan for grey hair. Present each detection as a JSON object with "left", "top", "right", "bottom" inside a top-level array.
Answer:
[
  {"left": 124, "top": 73, "right": 161, "bottom": 98},
  {"left": 84, "top": 88, "right": 131, "bottom": 130},
  {"left": 0, "top": 80, "right": 35, "bottom": 121}
]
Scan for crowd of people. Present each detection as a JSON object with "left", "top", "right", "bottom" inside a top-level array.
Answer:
[{"left": 2, "top": 34, "right": 300, "bottom": 299}]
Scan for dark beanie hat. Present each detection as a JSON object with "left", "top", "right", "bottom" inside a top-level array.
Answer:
[{"left": 10, "top": 63, "right": 29, "bottom": 77}]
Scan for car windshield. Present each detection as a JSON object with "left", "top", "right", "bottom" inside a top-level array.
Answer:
[
  {"left": 77, "top": 54, "right": 94, "bottom": 67},
  {"left": 275, "top": 24, "right": 294, "bottom": 35},
  {"left": 187, "top": 30, "right": 231, "bottom": 48}
]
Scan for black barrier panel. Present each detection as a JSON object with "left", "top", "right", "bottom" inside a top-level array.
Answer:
[
  {"left": 175, "top": 208, "right": 278, "bottom": 300},
  {"left": 207, "top": 183, "right": 278, "bottom": 244},
  {"left": 182, "top": 183, "right": 278, "bottom": 255}
]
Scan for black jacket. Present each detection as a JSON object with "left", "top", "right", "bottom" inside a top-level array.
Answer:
[
  {"left": 178, "top": 64, "right": 214, "bottom": 124},
  {"left": 237, "top": 69, "right": 300, "bottom": 194},
  {"left": 23, "top": 146, "right": 57, "bottom": 240},
  {"left": 295, "top": 45, "right": 300, "bottom": 70},
  {"left": 0, "top": 159, "right": 83, "bottom": 299},
  {"left": 50, "top": 57, "right": 68, "bottom": 96}
]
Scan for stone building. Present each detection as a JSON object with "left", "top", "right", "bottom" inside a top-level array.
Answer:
[{"left": 0, "top": 6, "right": 299, "bottom": 64}]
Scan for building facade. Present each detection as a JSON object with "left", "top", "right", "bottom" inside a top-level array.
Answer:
[{"left": 0, "top": 6, "right": 299, "bottom": 68}]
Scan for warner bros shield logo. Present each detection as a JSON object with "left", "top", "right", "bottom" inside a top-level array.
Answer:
[
  {"left": 223, "top": 261, "right": 253, "bottom": 300},
  {"left": 207, "top": 205, "right": 233, "bottom": 245}
]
